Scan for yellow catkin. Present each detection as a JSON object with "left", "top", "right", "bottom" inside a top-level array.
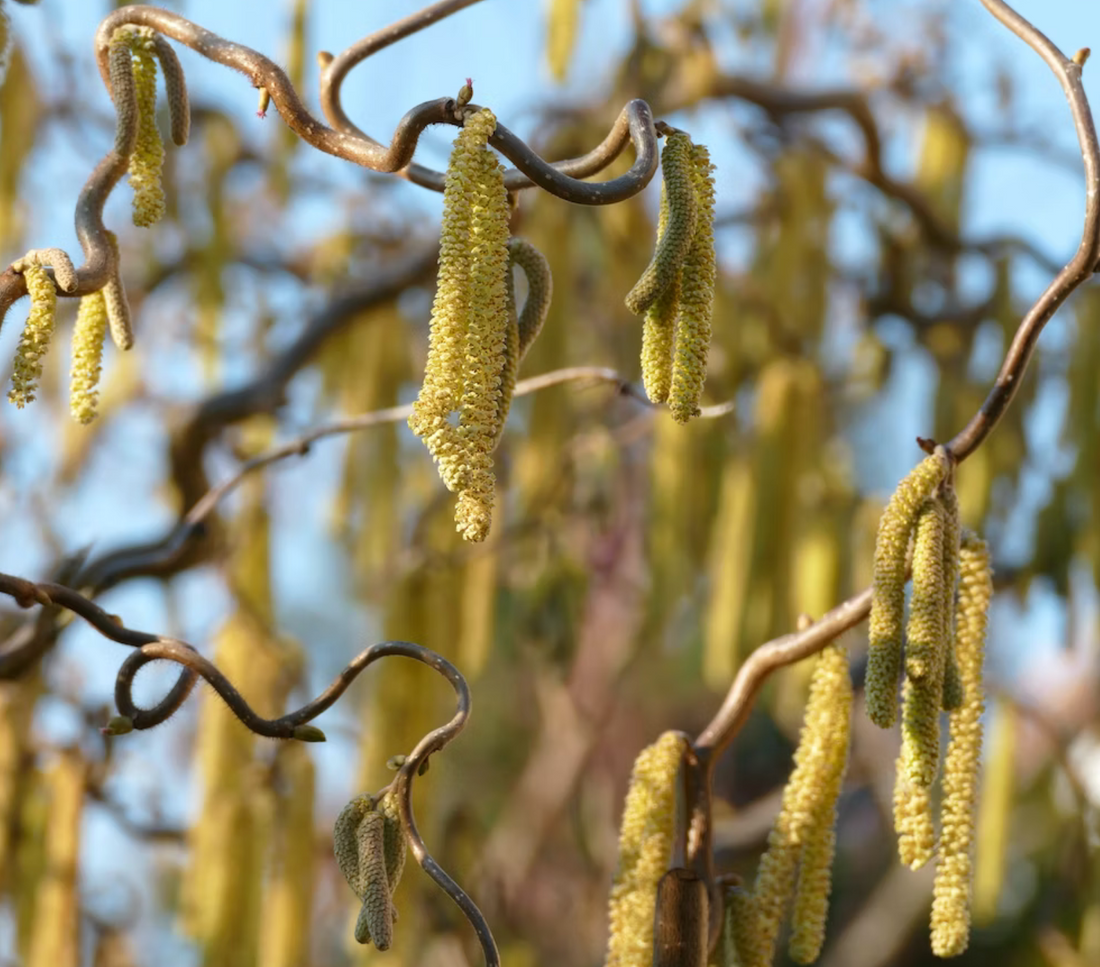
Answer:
[
  {"left": 69, "top": 290, "right": 108, "bottom": 424},
  {"left": 900, "top": 497, "right": 948, "bottom": 788},
  {"left": 788, "top": 646, "right": 852, "bottom": 964},
  {"left": 640, "top": 183, "right": 678, "bottom": 404},
  {"left": 710, "top": 887, "right": 756, "bottom": 967},
  {"left": 409, "top": 108, "right": 510, "bottom": 542},
  {"left": 930, "top": 534, "right": 992, "bottom": 957},
  {"left": 120, "top": 28, "right": 165, "bottom": 227},
  {"left": 748, "top": 644, "right": 851, "bottom": 967},
  {"left": 625, "top": 133, "right": 696, "bottom": 316},
  {"left": 606, "top": 731, "right": 687, "bottom": 967},
  {"left": 866, "top": 451, "right": 949, "bottom": 727},
  {"left": 668, "top": 143, "right": 717, "bottom": 424},
  {"left": 940, "top": 484, "right": 965, "bottom": 711},
  {"left": 9, "top": 262, "right": 56, "bottom": 407}
]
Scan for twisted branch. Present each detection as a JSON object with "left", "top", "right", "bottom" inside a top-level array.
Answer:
[
  {"left": 681, "top": 0, "right": 1100, "bottom": 942},
  {"left": 0, "top": 567, "right": 496, "bottom": 962}
]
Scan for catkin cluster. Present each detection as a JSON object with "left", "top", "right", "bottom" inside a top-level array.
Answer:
[
  {"left": 333, "top": 791, "right": 408, "bottom": 950},
  {"left": 868, "top": 452, "right": 994, "bottom": 957},
  {"left": 625, "top": 133, "right": 716, "bottom": 423},
  {"left": 410, "top": 108, "right": 552, "bottom": 542},
  {"left": 109, "top": 27, "right": 188, "bottom": 227},
  {"left": 605, "top": 731, "right": 687, "bottom": 967},
  {"left": 730, "top": 643, "right": 851, "bottom": 967}
]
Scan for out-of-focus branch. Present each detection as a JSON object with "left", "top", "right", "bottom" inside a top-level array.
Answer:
[
  {"left": 181, "top": 365, "right": 734, "bottom": 532},
  {"left": 0, "top": 568, "right": 494, "bottom": 965},
  {"left": 946, "top": 4, "right": 1100, "bottom": 460}
]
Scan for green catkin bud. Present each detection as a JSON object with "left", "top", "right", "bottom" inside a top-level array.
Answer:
[
  {"left": 20, "top": 249, "right": 77, "bottom": 293},
  {"left": 354, "top": 810, "right": 394, "bottom": 949},
  {"left": 866, "top": 451, "right": 949, "bottom": 727},
  {"left": 121, "top": 28, "right": 165, "bottom": 227},
  {"left": 508, "top": 237, "right": 553, "bottom": 359},
  {"left": 108, "top": 34, "right": 138, "bottom": 159},
  {"left": 668, "top": 143, "right": 717, "bottom": 424},
  {"left": 10, "top": 263, "right": 56, "bottom": 408},
  {"left": 376, "top": 791, "right": 407, "bottom": 894},
  {"left": 625, "top": 133, "right": 696, "bottom": 316},
  {"left": 940, "top": 484, "right": 965, "bottom": 711},
  {"left": 606, "top": 731, "right": 687, "bottom": 967},
  {"left": 334, "top": 794, "right": 373, "bottom": 900},
  {"left": 789, "top": 644, "right": 852, "bottom": 964},
  {"left": 151, "top": 34, "right": 189, "bottom": 146},
  {"left": 496, "top": 260, "right": 520, "bottom": 449},
  {"left": 750, "top": 643, "right": 851, "bottom": 967},
  {"left": 640, "top": 184, "right": 678, "bottom": 404},
  {"left": 930, "top": 534, "right": 992, "bottom": 958},
  {"left": 893, "top": 769, "right": 935, "bottom": 870},
  {"left": 69, "top": 290, "right": 108, "bottom": 424},
  {"left": 102, "top": 231, "right": 133, "bottom": 351},
  {"left": 900, "top": 497, "right": 948, "bottom": 788}
]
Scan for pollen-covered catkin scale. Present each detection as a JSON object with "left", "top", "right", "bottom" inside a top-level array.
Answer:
[
  {"left": 940, "top": 484, "right": 965, "bottom": 711},
  {"left": 9, "top": 263, "right": 56, "bottom": 408},
  {"left": 606, "top": 731, "right": 687, "bottom": 967},
  {"left": 625, "top": 133, "right": 696, "bottom": 316},
  {"left": 866, "top": 451, "right": 949, "bottom": 727},
  {"left": 893, "top": 768, "right": 935, "bottom": 869},
  {"left": 930, "top": 534, "right": 992, "bottom": 958},
  {"left": 668, "top": 143, "right": 717, "bottom": 424},
  {"left": 69, "top": 290, "right": 108, "bottom": 424},
  {"left": 108, "top": 33, "right": 138, "bottom": 158},
  {"left": 901, "top": 497, "right": 949, "bottom": 788}
]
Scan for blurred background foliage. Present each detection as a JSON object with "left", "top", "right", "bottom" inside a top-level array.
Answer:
[{"left": 0, "top": 1, "right": 1098, "bottom": 966}]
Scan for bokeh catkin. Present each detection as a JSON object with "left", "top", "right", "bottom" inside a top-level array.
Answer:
[
  {"left": 930, "top": 534, "right": 992, "bottom": 957},
  {"left": 606, "top": 731, "right": 687, "bottom": 967},
  {"left": 866, "top": 451, "right": 948, "bottom": 727}
]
